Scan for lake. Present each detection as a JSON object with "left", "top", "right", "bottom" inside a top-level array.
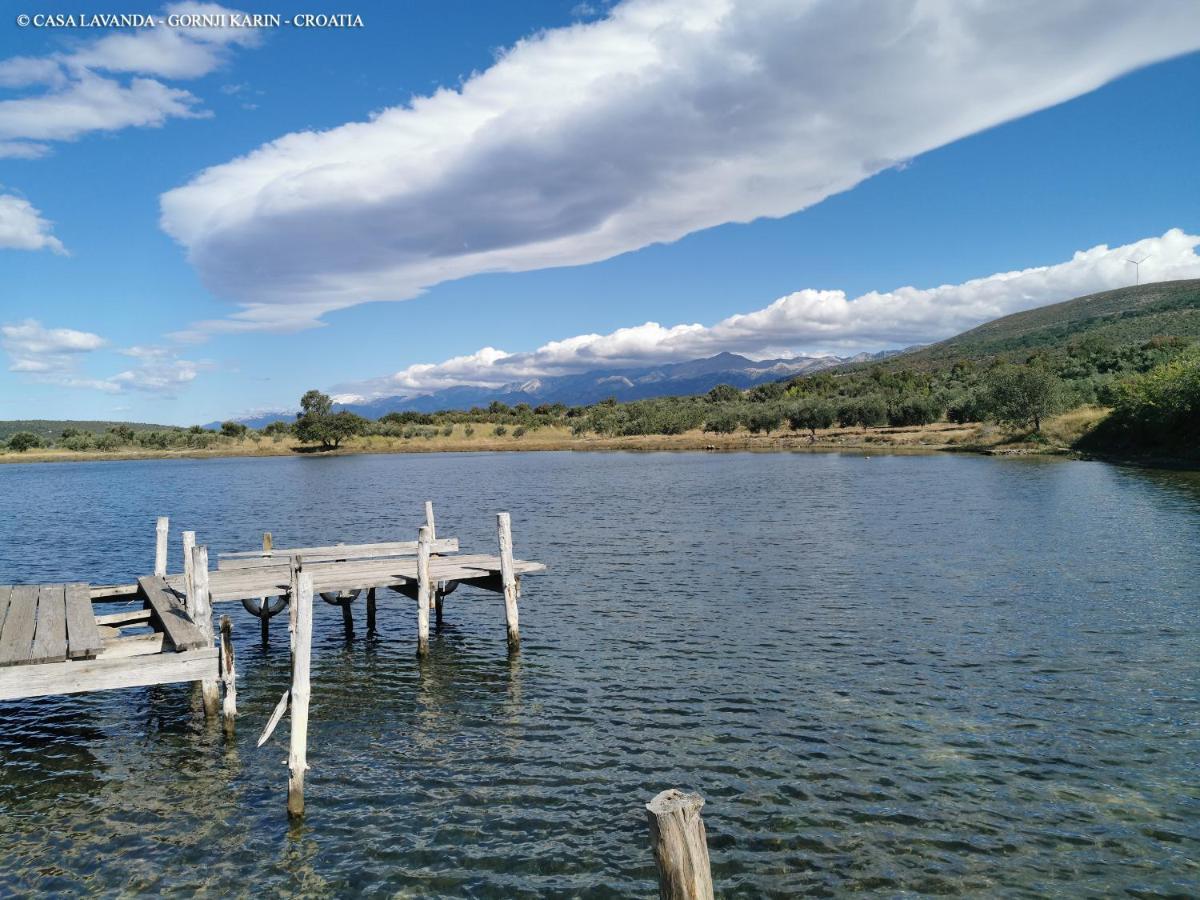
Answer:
[{"left": 1, "top": 451, "right": 1197, "bottom": 896}]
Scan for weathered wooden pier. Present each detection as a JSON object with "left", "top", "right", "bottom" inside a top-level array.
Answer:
[{"left": 0, "top": 504, "right": 545, "bottom": 817}]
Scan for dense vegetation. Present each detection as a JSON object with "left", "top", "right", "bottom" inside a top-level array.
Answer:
[{"left": 3, "top": 281, "right": 1197, "bottom": 461}]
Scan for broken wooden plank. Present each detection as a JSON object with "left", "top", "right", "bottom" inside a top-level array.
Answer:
[
  {"left": 0, "top": 585, "right": 39, "bottom": 667},
  {"left": 138, "top": 576, "right": 208, "bottom": 652},
  {"left": 0, "top": 647, "right": 218, "bottom": 701},
  {"left": 93, "top": 607, "right": 152, "bottom": 627},
  {"left": 96, "top": 632, "right": 164, "bottom": 659},
  {"left": 88, "top": 583, "right": 139, "bottom": 602},
  {"left": 64, "top": 582, "right": 103, "bottom": 659}
]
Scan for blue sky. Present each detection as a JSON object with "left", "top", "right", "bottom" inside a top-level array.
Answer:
[{"left": 1, "top": 1, "right": 1199, "bottom": 424}]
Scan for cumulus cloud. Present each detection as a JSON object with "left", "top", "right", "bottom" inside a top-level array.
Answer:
[
  {"left": 0, "top": 3, "right": 259, "bottom": 157},
  {"left": 0, "top": 194, "right": 67, "bottom": 253},
  {"left": 160, "top": 0, "right": 1200, "bottom": 334},
  {"left": 1, "top": 319, "right": 105, "bottom": 373},
  {"left": 333, "top": 229, "right": 1200, "bottom": 400},
  {"left": 1, "top": 322, "right": 201, "bottom": 394}
]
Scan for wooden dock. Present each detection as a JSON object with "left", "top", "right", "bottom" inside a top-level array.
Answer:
[{"left": 0, "top": 504, "right": 545, "bottom": 816}]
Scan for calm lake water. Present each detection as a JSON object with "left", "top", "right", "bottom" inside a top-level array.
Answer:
[{"left": 0, "top": 451, "right": 1197, "bottom": 897}]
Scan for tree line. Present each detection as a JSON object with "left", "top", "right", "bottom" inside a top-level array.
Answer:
[{"left": 4, "top": 333, "right": 1196, "bottom": 458}]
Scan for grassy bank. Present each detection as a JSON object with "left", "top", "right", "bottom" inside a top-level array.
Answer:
[{"left": 0, "top": 409, "right": 1111, "bottom": 465}]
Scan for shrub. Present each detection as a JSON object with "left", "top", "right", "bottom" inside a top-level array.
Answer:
[
  {"left": 703, "top": 410, "right": 740, "bottom": 434},
  {"left": 787, "top": 400, "right": 836, "bottom": 441},
  {"left": 464, "top": 424, "right": 475, "bottom": 437},
  {"left": 6, "top": 431, "right": 42, "bottom": 452},
  {"left": 746, "top": 406, "right": 784, "bottom": 434},
  {"left": 978, "top": 365, "right": 1062, "bottom": 432},
  {"left": 888, "top": 395, "right": 943, "bottom": 427},
  {"left": 837, "top": 396, "right": 888, "bottom": 428},
  {"left": 512, "top": 425, "right": 527, "bottom": 438},
  {"left": 494, "top": 424, "right": 508, "bottom": 436},
  {"left": 707, "top": 383, "right": 742, "bottom": 403},
  {"left": 220, "top": 421, "right": 248, "bottom": 438}
]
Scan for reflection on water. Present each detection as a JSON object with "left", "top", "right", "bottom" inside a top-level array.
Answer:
[{"left": 0, "top": 451, "right": 1198, "bottom": 896}]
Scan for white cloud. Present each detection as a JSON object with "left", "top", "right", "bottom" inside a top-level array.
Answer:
[
  {"left": 0, "top": 73, "right": 204, "bottom": 144},
  {"left": 334, "top": 229, "right": 1200, "bottom": 399},
  {"left": 1, "top": 319, "right": 105, "bottom": 373},
  {"left": 0, "top": 3, "right": 259, "bottom": 152},
  {"left": 160, "top": 0, "right": 1200, "bottom": 335},
  {"left": 0, "top": 194, "right": 67, "bottom": 253},
  {"left": 1, "top": 322, "right": 202, "bottom": 394}
]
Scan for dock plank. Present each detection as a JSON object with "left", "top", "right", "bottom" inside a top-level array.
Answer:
[
  {"left": 65, "top": 582, "right": 104, "bottom": 659},
  {"left": 0, "top": 647, "right": 218, "bottom": 701},
  {"left": 29, "top": 584, "right": 68, "bottom": 664},
  {"left": 138, "top": 576, "right": 209, "bottom": 652},
  {"left": 218, "top": 538, "right": 459, "bottom": 569},
  {"left": 0, "top": 585, "right": 39, "bottom": 667}
]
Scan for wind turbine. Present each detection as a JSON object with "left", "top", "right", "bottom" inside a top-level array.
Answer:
[{"left": 1126, "top": 254, "right": 1151, "bottom": 286}]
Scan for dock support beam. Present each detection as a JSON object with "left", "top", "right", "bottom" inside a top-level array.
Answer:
[
  {"left": 190, "top": 544, "right": 220, "bottom": 718},
  {"left": 416, "top": 526, "right": 431, "bottom": 656},
  {"left": 182, "top": 530, "right": 196, "bottom": 605},
  {"left": 288, "top": 562, "right": 313, "bottom": 819},
  {"left": 220, "top": 615, "right": 236, "bottom": 735},
  {"left": 497, "top": 513, "right": 520, "bottom": 653},
  {"left": 425, "top": 501, "right": 445, "bottom": 626},
  {"left": 154, "top": 516, "right": 169, "bottom": 577},
  {"left": 261, "top": 532, "right": 273, "bottom": 646},
  {"left": 645, "top": 790, "right": 714, "bottom": 900},
  {"left": 366, "top": 587, "right": 376, "bottom": 633}
]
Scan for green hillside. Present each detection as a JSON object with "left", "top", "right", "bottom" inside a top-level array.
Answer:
[
  {"left": 0, "top": 420, "right": 178, "bottom": 442},
  {"left": 881, "top": 279, "right": 1200, "bottom": 369}
]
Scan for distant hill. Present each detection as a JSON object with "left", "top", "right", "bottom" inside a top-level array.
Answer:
[
  {"left": 870, "top": 279, "right": 1200, "bottom": 370},
  {"left": 0, "top": 420, "right": 179, "bottom": 442},
  {"left": 215, "top": 350, "right": 898, "bottom": 427}
]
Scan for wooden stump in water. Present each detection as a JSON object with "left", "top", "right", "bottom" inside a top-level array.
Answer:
[
  {"left": 190, "top": 544, "right": 220, "bottom": 718},
  {"left": 416, "top": 526, "right": 431, "bottom": 656},
  {"left": 288, "top": 565, "right": 313, "bottom": 819},
  {"left": 645, "top": 789, "right": 713, "bottom": 900},
  {"left": 497, "top": 513, "right": 520, "bottom": 652},
  {"left": 219, "top": 615, "right": 236, "bottom": 735},
  {"left": 366, "top": 587, "right": 376, "bottom": 633}
]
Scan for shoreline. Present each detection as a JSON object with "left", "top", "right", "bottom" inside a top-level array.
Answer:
[
  {"left": 0, "top": 421, "right": 1081, "bottom": 465},
  {"left": 3, "top": 412, "right": 1192, "bottom": 469}
]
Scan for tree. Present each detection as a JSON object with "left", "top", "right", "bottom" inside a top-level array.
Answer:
[
  {"left": 787, "top": 400, "right": 836, "bottom": 442},
  {"left": 980, "top": 365, "right": 1061, "bottom": 432},
  {"left": 263, "top": 420, "right": 292, "bottom": 436},
  {"left": 221, "top": 420, "right": 248, "bottom": 438},
  {"left": 7, "top": 431, "right": 41, "bottom": 452},
  {"left": 707, "top": 383, "right": 742, "bottom": 403},
  {"left": 294, "top": 389, "right": 364, "bottom": 449}
]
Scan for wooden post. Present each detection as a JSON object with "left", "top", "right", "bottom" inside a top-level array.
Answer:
[
  {"left": 288, "top": 566, "right": 313, "bottom": 819},
  {"left": 219, "top": 615, "right": 236, "bottom": 735},
  {"left": 182, "top": 530, "right": 196, "bottom": 607},
  {"left": 426, "top": 501, "right": 447, "bottom": 626},
  {"left": 416, "top": 526, "right": 431, "bottom": 656},
  {"left": 497, "top": 512, "right": 520, "bottom": 652},
  {"left": 154, "top": 517, "right": 169, "bottom": 577},
  {"left": 340, "top": 597, "right": 354, "bottom": 636},
  {"left": 191, "top": 544, "right": 220, "bottom": 718},
  {"left": 366, "top": 587, "right": 376, "bottom": 633},
  {"left": 260, "top": 531, "right": 273, "bottom": 645},
  {"left": 645, "top": 790, "right": 714, "bottom": 900}
]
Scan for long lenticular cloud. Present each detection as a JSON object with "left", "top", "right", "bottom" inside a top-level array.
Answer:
[
  {"left": 330, "top": 229, "right": 1200, "bottom": 401},
  {"left": 159, "top": 0, "right": 1200, "bottom": 334}
]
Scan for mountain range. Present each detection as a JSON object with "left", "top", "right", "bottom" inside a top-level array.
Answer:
[{"left": 213, "top": 350, "right": 898, "bottom": 429}]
